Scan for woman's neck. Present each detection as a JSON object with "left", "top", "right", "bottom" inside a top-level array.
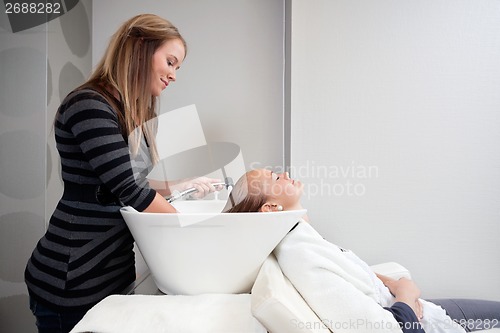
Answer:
[{"left": 285, "top": 203, "right": 309, "bottom": 222}]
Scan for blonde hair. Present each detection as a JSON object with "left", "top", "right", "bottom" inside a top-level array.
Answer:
[{"left": 81, "top": 14, "right": 186, "bottom": 164}]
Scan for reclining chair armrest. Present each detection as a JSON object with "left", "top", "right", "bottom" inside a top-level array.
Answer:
[{"left": 370, "top": 262, "right": 412, "bottom": 280}]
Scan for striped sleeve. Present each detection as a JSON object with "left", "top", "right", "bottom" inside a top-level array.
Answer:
[{"left": 59, "top": 91, "right": 156, "bottom": 211}]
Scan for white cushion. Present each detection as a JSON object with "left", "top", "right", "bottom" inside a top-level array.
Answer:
[
  {"left": 251, "top": 254, "right": 331, "bottom": 333},
  {"left": 71, "top": 294, "right": 266, "bottom": 333}
]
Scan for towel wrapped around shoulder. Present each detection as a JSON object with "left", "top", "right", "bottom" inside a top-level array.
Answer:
[
  {"left": 274, "top": 221, "right": 466, "bottom": 333},
  {"left": 274, "top": 221, "right": 403, "bottom": 333}
]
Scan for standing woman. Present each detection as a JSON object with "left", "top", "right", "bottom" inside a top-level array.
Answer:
[{"left": 25, "top": 14, "right": 217, "bottom": 333}]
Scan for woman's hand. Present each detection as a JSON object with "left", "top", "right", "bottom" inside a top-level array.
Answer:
[
  {"left": 149, "top": 177, "right": 223, "bottom": 198},
  {"left": 376, "top": 273, "right": 423, "bottom": 320},
  {"left": 144, "top": 177, "right": 222, "bottom": 213},
  {"left": 176, "top": 177, "right": 223, "bottom": 199}
]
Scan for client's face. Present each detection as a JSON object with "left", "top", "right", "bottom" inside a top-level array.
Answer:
[{"left": 248, "top": 169, "right": 304, "bottom": 209}]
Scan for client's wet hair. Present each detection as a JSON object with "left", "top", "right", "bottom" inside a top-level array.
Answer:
[{"left": 223, "top": 171, "right": 267, "bottom": 213}]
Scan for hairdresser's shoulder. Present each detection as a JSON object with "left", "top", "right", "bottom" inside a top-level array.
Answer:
[
  {"left": 59, "top": 88, "right": 117, "bottom": 120},
  {"left": 61, "top": 88, "right": 110, "bottom": 108}
]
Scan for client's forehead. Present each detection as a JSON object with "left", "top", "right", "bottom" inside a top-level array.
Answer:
[
  {"left": 247, "top": 169, "right": 273, "bottom": 186},
  {"left": 245, "top": 169, "right": 268, "bottom": 193}
]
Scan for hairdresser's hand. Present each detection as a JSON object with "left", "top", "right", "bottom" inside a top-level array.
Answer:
[
  {"left": 178, "top": 177, "right": 223, "bottom": 199},
  {"left": 377, "top": 274, "right": 423, "bottom": 320}
]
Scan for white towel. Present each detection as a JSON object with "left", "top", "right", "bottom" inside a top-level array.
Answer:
[
  {"left": 70, "top": 294, "right": 266, "bottom": 333},
  {"left": 419, "top": 299, "right": 466, "bottom": 333},
  {"left": 275, "top": 222, "right": 467, "bottom": 333},
  {"left": 274, "top": 222, "right": 403, "bottom": 333}
]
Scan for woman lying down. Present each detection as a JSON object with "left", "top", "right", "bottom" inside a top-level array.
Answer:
[{"left": 223, "top": 169, "right": 500, "bottom": 333}]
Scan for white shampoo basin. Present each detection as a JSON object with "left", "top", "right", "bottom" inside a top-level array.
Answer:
[{"left": 120, "top": 201, "right": 306, "bottom": 295}]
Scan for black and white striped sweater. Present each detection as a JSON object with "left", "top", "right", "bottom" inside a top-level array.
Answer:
[{"left": 25, "top": 89, "right": 156, "bottom": 312}]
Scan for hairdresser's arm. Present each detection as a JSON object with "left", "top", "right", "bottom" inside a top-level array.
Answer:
[
  {"left": 148, "top": 179, "right": 174, "bottom": 196},
  {"left": 143, "top": 192, "right": 178, "bottom": 213},
  {"left": 149, "top": 177, "right": 222, "bottom": 198},
  {"left": 66, "top": 92, "right": 162, "bottom": 212}
]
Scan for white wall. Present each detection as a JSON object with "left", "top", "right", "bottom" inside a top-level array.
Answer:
[
  {"left": 92, "top": 0, "right": 286, "bottom": 175},
  {"left": 290, "top": 0, "right": 500, "bottom": 300}
]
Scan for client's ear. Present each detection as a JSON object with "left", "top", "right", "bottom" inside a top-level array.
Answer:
[
  {"left": 260, "top": 203, "right": 283, "bottom": 212},
  {"left": 259, "top": 203, "right": 273, "bottom": 212}
]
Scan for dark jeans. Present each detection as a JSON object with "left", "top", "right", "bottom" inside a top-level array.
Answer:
[
  {"left": 29, "top": 297, "right": 89, "bottom": 333},
  {"left": 430, "top": 299, "right": 500, "bottom": 332}
]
